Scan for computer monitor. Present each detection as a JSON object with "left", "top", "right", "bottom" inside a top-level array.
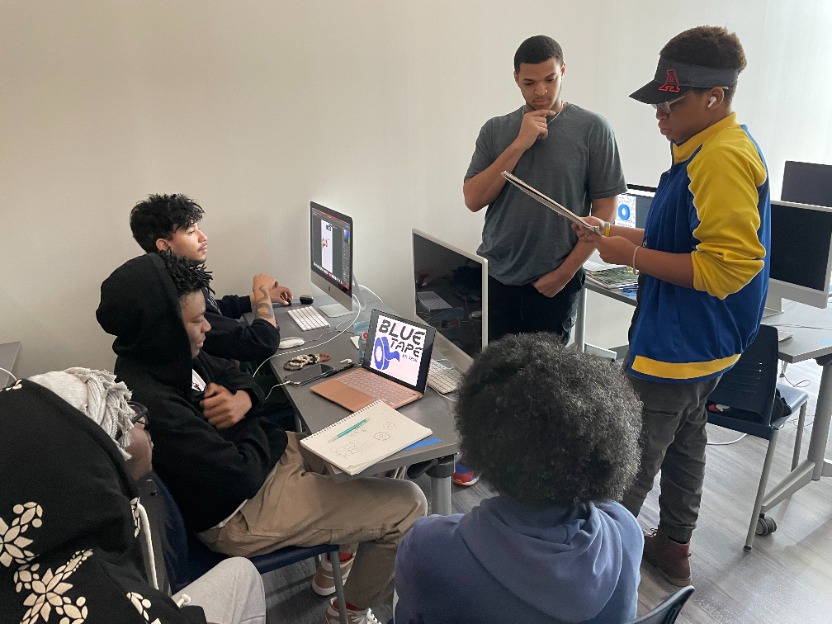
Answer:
[
  {"left": 310, "top": 202, "right": 353, "bottom": 317},
  {"left": 412, "top": 229, "right": 488, "bottom": 373},
  {"left": 782, "top": 161, "right": 832, "bottom": 207},
  {"left": 616, "top": 185, "right": 655, "bottom": 230},
  {"left": 766, "top": 199, "right": 832, "bottom": 312}
]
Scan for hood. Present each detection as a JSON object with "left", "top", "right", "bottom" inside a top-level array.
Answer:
[
  {"left": 97, "top": 253, "right": 192, "bottom": 389},
  {"left": 0, "top": 380, "right": 205, "bottom": 624},
  {"left": 457, "top": 496, "right": 631, "bottom": 621},
  {"left": 0, "top": 380, "right": 142, "bottom": 614}
]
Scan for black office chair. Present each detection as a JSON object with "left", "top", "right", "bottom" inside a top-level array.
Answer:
[
  {"left": 150, "top": 474, "right": 349, "bottom": 624},
  {"left": 706, "top": 324, "right": 809, "bottom": 550},
  {"left": 632, "top": 586, "right": 694, "bottom": 624}
]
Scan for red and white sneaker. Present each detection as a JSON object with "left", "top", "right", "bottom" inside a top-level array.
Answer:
[
  {"left": 312, "top": 552, "right": 354, "bottom": 596},
  {"left": 323, "top": 598, "right": 380, "bottom": 624},
  {"left": 452, "top": 460, "right": 481, "bottom": 487}
]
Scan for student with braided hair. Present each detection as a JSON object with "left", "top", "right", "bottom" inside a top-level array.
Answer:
[{"left": 0, "top": 367, "right": 266, "bottom": 624}]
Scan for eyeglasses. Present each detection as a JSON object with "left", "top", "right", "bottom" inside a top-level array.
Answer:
[
  {"left": 652, "top": 92, "right": 691, "bottom": 114},
  {"left": 652, "top": 87, "right": 732, "bottom": 114},
  {"left": 115, "top": 403, "right": 148, "bottom": 442}
]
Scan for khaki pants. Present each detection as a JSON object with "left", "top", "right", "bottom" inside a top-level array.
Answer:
[
  {"left": 199, "top": 433, "right": 427, "bottom": 608},
  {"left": 621, "top": 375, "right": 720, "bottom": 543}
]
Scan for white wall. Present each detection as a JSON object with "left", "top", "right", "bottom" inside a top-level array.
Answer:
[{"left": 2, "top": 0, "right": 831, "bottom": 377}]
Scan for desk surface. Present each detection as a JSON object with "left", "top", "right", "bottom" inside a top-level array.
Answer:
[
  {"left": 584, "top": 282, "right": 832, "bottom": 364},
  {"left": 0, "top": 341, "right": 21, "bottom": 388},
  {"left": 269, "top": 303, "right": 459, "bottom": 476},
  {"left": 762, "top": 300, "right": 832, "bottom": 363}
]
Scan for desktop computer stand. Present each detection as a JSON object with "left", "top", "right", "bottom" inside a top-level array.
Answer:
[{"left": 319, "top": 274, "right": 366, "bottom": 318}]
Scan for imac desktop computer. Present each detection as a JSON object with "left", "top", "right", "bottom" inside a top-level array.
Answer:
[
  {"left": 310, "top": 201, "right": 354, "bottom": 318},
  {"left": 412, "top": 229, "right": 488, "bottom": 374},
  {"left": 766, "top": 199, "right": 832, "bottom": 314},
  {"left": 782, "top": 161, "right": 832, "bottom": 207}
]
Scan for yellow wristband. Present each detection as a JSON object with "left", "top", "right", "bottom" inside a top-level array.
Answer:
[
  {"left": 632, "top": 245, "right": 640, "bottom": 275},
  {"left": 604, "top": 221, "right": 612, "bottom": 237}
]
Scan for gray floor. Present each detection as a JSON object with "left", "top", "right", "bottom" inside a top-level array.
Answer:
[{"left": 262, "top": 358, "right": 832, "bottom": 623}]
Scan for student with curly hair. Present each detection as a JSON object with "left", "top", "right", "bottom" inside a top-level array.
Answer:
[
  {"left": 394, "top": 333, "right": 643, "bottom": 624},
  {"left": 130, "top": 193, "right": 291, "bottom": 365},
  {"left": 578, "top": 26, "right": 770, "bottom": 586}
]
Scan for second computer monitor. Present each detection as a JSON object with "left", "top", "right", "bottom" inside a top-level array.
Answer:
[
  {"left": 767, "top": 199, "right": 832, "bottom": 312},
  {"left": 310, "top": 202, "right": 353, "bottom": 317},
  {"left": 782, "top": 161, "right": 832, "bottom": 207},
  {"left": 412, "top": 229, "right": 488, "bottom": 373},
  {"left": 616, "top": 185, "right": 656, "bottom": 230}
]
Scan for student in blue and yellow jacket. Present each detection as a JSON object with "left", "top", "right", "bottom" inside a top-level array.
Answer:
[{"left": 579, "top": 25, "right": 770, "bottom": 587}]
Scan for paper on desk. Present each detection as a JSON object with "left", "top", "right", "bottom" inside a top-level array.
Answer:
[{"left": 502, "top": 171, "right": 601, "bottom": 234}]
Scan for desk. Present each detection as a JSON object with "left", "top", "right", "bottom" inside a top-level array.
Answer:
[
  {"left": 0, "top": 341, "right": 22, "bottom": 388},
  {"left": 573, "top": 281, "right": 634, "bottom": 358},
  {"left": 577, "top": 283, "right": 832, "bottom": 516},
  {"left": 267, "top": 300, "right": 459, "bottom": 515},
  {"left": 757, "top": 301, "right": 832, "bottom": 513}
]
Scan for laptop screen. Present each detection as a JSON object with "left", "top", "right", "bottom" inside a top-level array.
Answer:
[{"left": 361, "top": 309, "right": 435, "bottom": 391}]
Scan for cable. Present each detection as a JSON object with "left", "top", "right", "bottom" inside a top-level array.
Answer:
[
  {"left": 707, "top": 433, "right": 747, "bottom": 446},
  {"left": 253, "top": 290, "right": 372, "bottom": 378},
  {"left": 0, "top": 366, "right": 17, "bottom": 385}
]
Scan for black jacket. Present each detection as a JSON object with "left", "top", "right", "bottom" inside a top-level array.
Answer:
[
  {"left": 0, "top": 380, "right": 206, "bottom": 624},
  {"left": 97, "top": 254, "right": 288, "bottom": 532},
  {"left": 203, "top": 290, "right": 281, "bottom": 364}
]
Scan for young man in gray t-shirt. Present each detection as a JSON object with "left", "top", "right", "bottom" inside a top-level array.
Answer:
[{"left": 464, "top": 35, "right": 626, "bottom": 344}]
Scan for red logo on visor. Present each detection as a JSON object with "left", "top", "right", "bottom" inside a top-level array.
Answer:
[{"left": 659, "top": 69, "right": 681, "bottom": 93}]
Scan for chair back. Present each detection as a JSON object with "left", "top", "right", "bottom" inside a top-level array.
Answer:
[
  {"left": 151, "top": 473, "right": 226, "bottom": 592},
  {"left": 708, "top": 325, "right": 780, "bottom": 433},
  {"left": 632, "top": 586, "right": 694, "bottom": 624}
]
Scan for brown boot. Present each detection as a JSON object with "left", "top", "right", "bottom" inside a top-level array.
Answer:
[{"left": 643, "top": 528, "right": 692, "bottom": 587}]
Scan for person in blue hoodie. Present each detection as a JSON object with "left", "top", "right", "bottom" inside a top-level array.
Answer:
[{"left": 394, "top": 333, "right": 643, "bottom": 624}]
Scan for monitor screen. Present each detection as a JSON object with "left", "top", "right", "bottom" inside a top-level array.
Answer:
[
  {"left": 310, "top": 202, "right": 353, "bottom": 314},
  {"left": 616, "top": 185, "right": 655, "bottom": 230},
  {"left": 767, "top": 199, "right": 832, "bottom": 311},
  {"left": 412, "top": 229, "right": 488, "bottom": 373},
  {"left": 782, "top": 161, "right": 832, "bottom": 207}
]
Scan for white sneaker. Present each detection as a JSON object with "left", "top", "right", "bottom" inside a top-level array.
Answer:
[
  {"left": 312, "top": 553, "right": 355, "bottom": 596},
  {"left": 323, "top": 598, "right": 380, "bottom": 624}
]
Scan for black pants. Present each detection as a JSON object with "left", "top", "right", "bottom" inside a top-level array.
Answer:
[{"left": 487, "top": 272, "right": 584, "bottom": 344}]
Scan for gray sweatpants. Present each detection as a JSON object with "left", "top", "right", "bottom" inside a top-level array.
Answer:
[
  {"left": 173, "top": 557, "right": 266, "bottom": 624},
  {"left": 621, "top": 374, "right": 720, "bottom": 543}
]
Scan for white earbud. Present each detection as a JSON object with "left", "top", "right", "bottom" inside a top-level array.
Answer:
[{"left": 707, "top": 96, "right": 717, "bottom": 108}]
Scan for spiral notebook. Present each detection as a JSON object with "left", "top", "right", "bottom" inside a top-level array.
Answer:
[{"left": 300, "top": 400, "right": 432, "bottom": 475}]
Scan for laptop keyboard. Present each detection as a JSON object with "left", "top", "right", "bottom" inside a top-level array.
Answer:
[
  {"left": 427, "top": 360, "right": 461, "bottom": 394},
  {"left": 288, "top": 306, "right": 330, "bottom": 331},
  {"left": 337, "top": 369, "right": 417, "bottom": 405}
]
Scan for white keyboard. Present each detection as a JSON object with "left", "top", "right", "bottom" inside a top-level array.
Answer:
[
  {"left": 427, "top": 360, "right": 462, "bottom": 395},
  {"left": 287, "top": 306, "right": 330, "bottom": 331}
]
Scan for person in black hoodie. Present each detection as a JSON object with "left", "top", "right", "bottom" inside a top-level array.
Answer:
[
  {"left": 129, "top": 193, "right": 290, "bottom": 365},
  {"left": 97, "top": 253, "right": 427, "bottom": 624},
  {"left": 0, "top": 369, "right": 265, "bottom": 624}
]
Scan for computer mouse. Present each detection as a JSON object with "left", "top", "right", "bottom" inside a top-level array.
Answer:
[{"left": 278, "top": 337, "right": 306, "bottom": 349}]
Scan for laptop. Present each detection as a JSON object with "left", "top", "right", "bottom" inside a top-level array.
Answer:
[{"left": 311, "top": 309, "right": 436, "bottom": 411}]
